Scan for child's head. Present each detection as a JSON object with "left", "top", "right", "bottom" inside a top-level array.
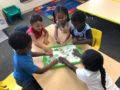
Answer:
[
  {"left": 54, "top": 6, "right": 69, "bottom": 23},
  {"left": 8, "top": 32, "right": 32, "bottom": 53},
  {"left": 71, "top": 11, "right": 86, "bottom": 30},
  {"left": 30, "top": 14, "right": 44, "bottom": 32},
  {"left": 82, "top": 49, "right": 103, "bottom": 71},
  {"left": 82, "top": 49, "right": 106, "bottom": 89}
]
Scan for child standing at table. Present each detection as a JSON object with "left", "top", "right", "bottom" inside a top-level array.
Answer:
[
  {"left": 8, "top": 32, "right": 58, "bottom": 90},
  {"left": 59, "top": 49, "right": 120, "bottom": 90},
  {"left": 27, "top": 13, "right": 52, "bottom": 53},
  {"left": 53, "top": 6, "right": 72, "bottom": 45},
  {"left": 71, "top": 11, "right": 93, "bottom": 45}
]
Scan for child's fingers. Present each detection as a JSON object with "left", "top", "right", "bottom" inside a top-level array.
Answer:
[
  {"left": 59, "top": 57, "right": 63, "bottom": 61},
  {"left": 56, "top": 41, "right": 61, "bottom": 44},
  {"left": 60, "top": 42, "right": 64, "bottom": 46},
  {"left": 72, "top": 49, "right": 78, "bottom": 54},
  {"left": 72, "top": 49, "right": 80, "bottom": 57},
  {"left": 52, "top": 59, "right": 58, "bottom": 64},
  {"left": 73, "top": 49, "right": 77, "bottom": 52},
  {"left": 58, "top": 57, "right": 66, "bottom": 63},
  {"left": 45, "top": 49, "right": 53, "bottom": 56}
]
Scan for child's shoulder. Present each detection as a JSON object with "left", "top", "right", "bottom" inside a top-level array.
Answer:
[{"left": 27, "top": 26, "right": 33, "bottom": 33}]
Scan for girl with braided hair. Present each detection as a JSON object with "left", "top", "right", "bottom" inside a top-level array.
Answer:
[{"left": 59, "top": 49, "right": 119, "bottom": 90}]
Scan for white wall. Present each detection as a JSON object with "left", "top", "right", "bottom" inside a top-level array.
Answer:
[{"left": 0, "top": 0, "right": 52, "bottom": 13}]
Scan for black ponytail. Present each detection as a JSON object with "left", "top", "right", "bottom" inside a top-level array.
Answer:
[
  {"left": 53, "top": 11, "right": 56, "bottom": 23},
  {"left": 100, "top": 67, "right": 106, "bottom": 90}
]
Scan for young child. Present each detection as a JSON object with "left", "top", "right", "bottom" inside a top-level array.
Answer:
[
  {"left": 71, "top": 11, "right": 93, "bottom": 45},
  {"left": 8, "top": 32, "right": 58, "bottom": 90},
  {"left": 59, "top": 49, "right": 119, "bottom": 90},
  {"left": 27, "top": 13, "right": 51, "bottom": 53},
  {"left": 53, "top": 6, "right": 72, "bottom": 45}
]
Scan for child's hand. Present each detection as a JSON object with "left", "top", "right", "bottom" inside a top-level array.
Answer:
[
  {"left": 56, "top": 41, "right": 61, "bottom": 44},
  {"left": 52, "top": 59, "right": 58, "bottom": 64},
  {"left": 45, "top": 48, "right": 53, "bottom": 57},
  {"left": 60, "top": 41, "right": 65, "bottom": 46},
  {"left": 72, "top": 49, "right": 81, "bottom": 57},
  {"left": 59, "top": 57, "right": 67, "bottom": 63},
  {"left": 56, "top": 39, "right": 61, "bottom": 44}
]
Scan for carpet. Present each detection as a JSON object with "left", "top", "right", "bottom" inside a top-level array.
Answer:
[{"left": 34, "top": 0, "right": 81, "bottom": 21}]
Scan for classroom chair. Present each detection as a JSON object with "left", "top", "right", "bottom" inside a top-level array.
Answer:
[
  {"left": 0, "top": 73, "right": 22, "bottom": 90},
  {"left": 91, "top": 28, "right": 102, "bottom": 50},
  {"left": 2, "top": 5, "right": 23, "bottom": 23}
]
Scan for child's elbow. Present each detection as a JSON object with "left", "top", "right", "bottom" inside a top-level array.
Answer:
[
  {"left": 36, "top": 69, "right": 45, "bottom": 74},
  {"left": 39, "top": 70, "right": 45, "bottom": 74}
]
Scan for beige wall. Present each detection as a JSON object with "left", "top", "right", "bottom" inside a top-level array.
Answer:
[{"left": 0, "top": 0, "right": 52, "bottom": 13}]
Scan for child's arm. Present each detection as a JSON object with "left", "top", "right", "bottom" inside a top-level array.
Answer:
[
  {"left": 72, "top": 49, "right": 82, "bottom": 58},
  {"left": 54, "top": 27, "right": 58, "bottom": 40},
  {"left": 31, "top": 52, "right": 52, "bottom": 57},
  {"left": 72, "top": 29, "right": 93, "bottom": 45},
  {"left": 62, "top": 32, "right": 70, "bottom": 44},
  {"left": 59, "top": 57, "right": 77, "bottom": 73},
  {"left": 28, "top": 32, "right": 49, "bottom": 51},
  {"left": 73, "top": 38, "right": 92, "bottom": 45},
  {"left": 35, "top": 60, "right": 58, "bottom": 74},
  {"left": 54, "top": 27, "right": 60, "bottom": 44},
  {"left": 43, "top": 30, "right": 49, "bottom": 45}
]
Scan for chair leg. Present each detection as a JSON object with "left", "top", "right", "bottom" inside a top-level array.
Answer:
[
  {"left": 19, "top": 13, "right": 23, "bottom": 19},
  {"left": 8, "top": 17, "right": 13, "bottom": 24}
]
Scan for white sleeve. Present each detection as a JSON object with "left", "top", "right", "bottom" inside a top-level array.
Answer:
[
  {"left": 69, "top": 21, "right": 74, "bottom": 30},
  {"left": 76, "top": 68, "right": 87, "bottom": 83}
]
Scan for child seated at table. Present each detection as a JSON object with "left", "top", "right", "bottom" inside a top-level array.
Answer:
[
  {"left": 8, "top": 32, "right": 58, "bottom": 90},
  {"left": 27, "top": 13, "right": 52, "bottom": 53},
  {"left": 59, "top": 49, "right": 119, "bottom": 90},
  {"left": 53, "top": 6, "right": 72, "bottom": 45},
  {"left": 71, "top": 11, "right": 93, "bottom": 45}
]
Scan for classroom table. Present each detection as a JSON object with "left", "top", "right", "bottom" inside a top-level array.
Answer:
[
  {"left": 77, "top": 0, "right": 120, "bottom": 25},
  {"left": 32, "top": 24, "right": 120, "bottom": 90}
]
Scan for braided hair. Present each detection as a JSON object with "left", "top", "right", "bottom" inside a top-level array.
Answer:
[{"left": 82, "top": 49, "right": 106, "bottom": 90}]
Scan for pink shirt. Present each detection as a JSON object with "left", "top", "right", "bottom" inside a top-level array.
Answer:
[{"left": 27, "top": 27, "right": 43, "bottom": 39}]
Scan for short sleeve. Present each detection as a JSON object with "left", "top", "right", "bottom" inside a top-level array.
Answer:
[
  {"left": 76, "top": 68, "right": 87, "bottom": 82},
  {"left": 68, "top": 21, "right": 74, "bottom": 29},
  {"left": 86, "top": 29, "right": 93, "bottom": 39},
  {"left": 20, "top": 59, "right": 39, "bottom": 74},
  {"left": 70, "top": 29, "right": 75, "bottom": 37}
]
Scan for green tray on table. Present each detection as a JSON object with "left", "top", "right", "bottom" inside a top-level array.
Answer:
[{"left": 42, "top": 44, "right": 84, "bottom": 69}]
